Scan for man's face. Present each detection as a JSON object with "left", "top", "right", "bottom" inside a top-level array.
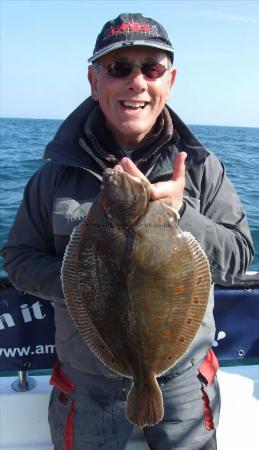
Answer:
[{"left": 88, "top": 47, "right": 176, "bottom": 149}]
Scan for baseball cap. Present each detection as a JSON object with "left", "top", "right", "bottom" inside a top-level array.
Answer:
[{"left": 88, "top": 13, "right": 174, "bottom": 63}]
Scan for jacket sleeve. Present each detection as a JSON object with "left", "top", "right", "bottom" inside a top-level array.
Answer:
[
  {"left": 179, "top": 153, "right": 254, "bottom": 285},
  {"left": 1, "top": 163, "right": 64, "bottom": 302}
]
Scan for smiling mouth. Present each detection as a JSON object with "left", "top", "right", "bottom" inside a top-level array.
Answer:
[{"left": 120, "top": 100, "right": 149, "bottom": 110}]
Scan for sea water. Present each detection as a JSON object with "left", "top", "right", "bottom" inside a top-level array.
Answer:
[{"left": 0, "top": 117, "right": 258, "bottom": 274}]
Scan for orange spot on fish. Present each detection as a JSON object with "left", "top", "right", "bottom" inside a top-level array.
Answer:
[
  {"left": 153, "top": 316, "right": 162, "bottom": 324},
  {"left": 171, "top": 245, "right": 179, "bottom": 254},
  {"left": 149, "top": 279, "right": 157, "bottom": 288},
  {"left": 161, "top": 329, "right": 171, "bottom": 338},
  {"left": 143, "top": 301, "right": 150, "bottom": 310},
  {"left": 186, "top": 318, "right": 192, "bottom": 325},
  {"left": 196, "top": 276, "right": 203, "bottom": 285},
  {"left": 156, "top": 215, "right": 164, "bottom": 225},
  {"left": 179, "top": 336, "right": 185, "bottom": 343},
  {"left": 193, "top": 296, "right": 199, "bottom": 304},
  {"left": 137, "top": 251, "right": 145, "bottom": 261},
  {"left": 174, "top": 285, "right": 184, "bottom": 294}
]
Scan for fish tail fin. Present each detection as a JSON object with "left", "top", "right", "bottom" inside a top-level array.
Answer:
[{"left": 126, "top": 377, "right": 164, "bottom": 428}]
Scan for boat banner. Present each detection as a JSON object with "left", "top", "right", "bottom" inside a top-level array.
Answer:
[
  {"left": 213, "top": 286, "right": 259, "bottom": 363},
  {"left": 0, "top": 280, "right": 57, "bottom": 370},
  {"left": 0, "top": 280, "right": 259, "bottom": 371}
]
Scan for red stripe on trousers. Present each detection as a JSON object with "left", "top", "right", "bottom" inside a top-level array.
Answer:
[
  {"left": 50, "top": 361, "right": 75, "bottom": 393},
  {"left": 199, "top": 349, "right": 218, "bottom": 431},
  {"left": 64, "top": 400, "right": 75, "bottom": 450},
  {"left": 201, "top": 386, "right": 215, "bottom": 430}
]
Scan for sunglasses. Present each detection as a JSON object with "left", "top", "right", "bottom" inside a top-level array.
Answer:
[{"left": 95, "top": 61, "right": 169, "bottom": 80}]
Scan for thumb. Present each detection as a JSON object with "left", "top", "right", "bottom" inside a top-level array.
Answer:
[{"left": 172, "top": 152, "right": 187, "bottom": 182}]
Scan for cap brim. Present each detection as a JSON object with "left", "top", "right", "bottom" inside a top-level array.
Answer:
[{"left": 88, "top": 40, "right": 174, "bottom": 63}]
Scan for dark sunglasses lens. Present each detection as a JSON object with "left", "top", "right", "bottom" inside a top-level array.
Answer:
[
  {"left": 107, "top": 62, "right": 132, "bottom": 78},
  {"left": 142, "top": 63, "right": 167, "bottom": 79},
  {"left": 106, "top": 62, "right": 167, "bottom": 79}
]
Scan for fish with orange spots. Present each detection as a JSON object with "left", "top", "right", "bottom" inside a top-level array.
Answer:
[{"left": 61, "top": 168, "right": 211, "bottom": 429}]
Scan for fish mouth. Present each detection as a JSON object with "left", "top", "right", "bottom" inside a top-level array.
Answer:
[
  {"left": 103, "top": 169, "right": 120, "bottom": 186},
  {"left": 102, "top": 168, "right": 143, "bottom": 189}
]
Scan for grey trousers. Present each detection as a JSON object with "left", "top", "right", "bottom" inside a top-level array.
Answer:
[{"left": 48, "top": 361, "right": 220, "bottom": 450}]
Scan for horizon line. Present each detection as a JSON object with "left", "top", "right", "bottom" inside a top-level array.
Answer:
[{"left": 1, "top": 115, "right": 258, "bottom": 129}]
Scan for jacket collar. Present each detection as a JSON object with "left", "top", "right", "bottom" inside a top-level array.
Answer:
[
  {"left": 80, "top": 102, "right": 174, "bottom": 173},
  {"left": 44, "top": 96, "right": 210, "bottom": 179}
]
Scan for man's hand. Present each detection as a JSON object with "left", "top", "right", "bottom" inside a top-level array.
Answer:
[{"left": 114, "top": 152, "right": 187, "bottom": 212}]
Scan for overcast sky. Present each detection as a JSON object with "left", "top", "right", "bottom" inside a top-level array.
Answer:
[{"left": 1, "top": 0, "right": 259, "bottom": 127}]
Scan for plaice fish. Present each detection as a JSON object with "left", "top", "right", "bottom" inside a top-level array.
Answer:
[{"left": 61, "top": 168, "right": 211, "bottom": 428}]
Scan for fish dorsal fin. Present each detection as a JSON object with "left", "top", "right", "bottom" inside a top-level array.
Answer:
[
  {"left": 182, "top": 231, "right": 211, "bottom": 286},
  {"left": 61, "top": 220, "right": 120, "bottom": 373}
]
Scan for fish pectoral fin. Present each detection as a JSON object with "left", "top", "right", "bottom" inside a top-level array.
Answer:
[{"left": 126, "top": 376, "right": 164, "bottom": 428}]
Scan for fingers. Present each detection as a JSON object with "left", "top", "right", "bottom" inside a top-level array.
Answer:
[
  {"left": 113, "top": 164, "right": 124, "bottom": 172},
  {"left": 119, "top": 153, "right": 187, "bottom": 183},
  {"left": 149, "top": 152, "right": 187, "bottom": 200},
  {"left": 113, "top": 153, "right": 186, "bottom": 211},
  {"left": 149, "top": 181, "right": 171, "bottom": 200},
  {"left": 120, "top": 158, "right": 152, "bottom": 186}
]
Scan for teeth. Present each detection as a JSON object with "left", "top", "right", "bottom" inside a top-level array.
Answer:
[{"left": 122, "top": 101, "right": 146, "bottom": 108}]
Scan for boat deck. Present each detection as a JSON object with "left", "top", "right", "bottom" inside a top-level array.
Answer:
[{"left": 1, "top": 365, "right": 259, "bottom": 450}]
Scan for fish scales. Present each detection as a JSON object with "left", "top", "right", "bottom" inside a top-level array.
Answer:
[{"left": 61, "top": 168, "right": 211, "bottom": 428}]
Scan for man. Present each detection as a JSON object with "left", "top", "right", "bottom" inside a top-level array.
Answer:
[{"left": 2, "top": 13, "right": 254, "bottom": 450}]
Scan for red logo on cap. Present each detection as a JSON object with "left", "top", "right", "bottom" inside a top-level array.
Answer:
[{"left": 106, "top": 22, "right": 156, "bottom": 39}]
